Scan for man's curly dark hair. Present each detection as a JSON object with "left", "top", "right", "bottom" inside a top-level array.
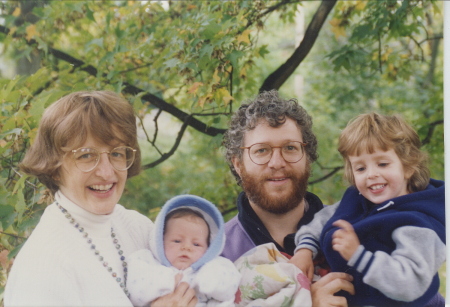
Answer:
[{"left": 223, "top": 90, "right": 318, "bottom": 186}]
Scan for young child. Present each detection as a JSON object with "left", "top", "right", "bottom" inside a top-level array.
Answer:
[
  {"left": 291, "top": 112, "right": 445, "bottom": 306},
  {"left": 127, "top": 195, "right": 240, "bottom": 306}
]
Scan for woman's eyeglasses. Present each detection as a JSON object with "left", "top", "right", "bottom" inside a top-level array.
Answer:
[{"left": 71, "top": 146, "right": 136, "bottom": 172}]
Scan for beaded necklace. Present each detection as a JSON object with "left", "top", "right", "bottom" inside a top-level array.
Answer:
[{"left": 56, "top": 202, "right": 129, "bottom": 297}]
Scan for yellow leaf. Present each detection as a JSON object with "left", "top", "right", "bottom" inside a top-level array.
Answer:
[
  {"left": 26, "top": 24, "right": 37, "bottom": 41},
  {"left": 0, "top": 250, "right": 11, "bottom": 269},
  {"left": 187, "top": 82, "right": 203, "bottom": 95},
  {"left": 12, "top": 7, "right": 21, "bottom": 17},
  {"left": 381, "top": 48, "right": 392, "bottom": 62},
  {"left": 240, "top": 66, "right": 247, "bottom": 78},
  {"left": 198, "top": 93, "right": 212, "bottom": 108},
  {"left": 329, "top": 18, "right": 346, "bottom": 39},
  {"left": 9, "top": 27, "right": 17, "bottom": 36},
  {"left": 212, "top": 69, "right": 220, "bottom": 83},
  {"left": 215, "top": 88, "right": 234, "bottom": 107},
  {"left": 0, "top": 139, "right": 7, "bottom": 147},
  {"left": 355, "top": 1, "right": 366, "bottom": 11},
  {"left": 237, "top": 29, "right": 251, "bottom": 44},
  {"left": 329, "top": 18, "right": 340, "bottom": 27},
  {"left": 372, "top": 51, "right": 378, "bottom": 61}
]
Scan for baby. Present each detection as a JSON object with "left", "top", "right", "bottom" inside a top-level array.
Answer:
[{"left": 128, "top": 194, "right": 240, "bottom": 306}]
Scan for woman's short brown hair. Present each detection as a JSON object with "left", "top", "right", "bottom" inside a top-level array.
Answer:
[
  {"left": 338, "top": 112, "right": 429, "bottom": 193},
  {"left": 20, "top": 90, "right": 141, "bottom": 194}
]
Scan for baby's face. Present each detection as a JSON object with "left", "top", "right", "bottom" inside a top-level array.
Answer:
[{"left": 164, "top": 216, "right": 209, "bottom": 270}]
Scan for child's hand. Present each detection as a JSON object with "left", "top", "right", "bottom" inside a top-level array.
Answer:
[
  {"left": 332, "top": 219, "right": 360, "bottom": 261},
  {"left": 289, "top": 249, "right": 314, "bottom": 282}
]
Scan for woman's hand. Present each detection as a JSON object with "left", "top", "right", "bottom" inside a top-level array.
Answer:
[
  {"left": 288, "top": 249, "right": 314, "bottom": 281},
  {"left": 332, "top": 220, "right": 360, "bottom": 261},
  {"left": 151, "top": 273, "right": 197, "bottom": 307},
  {"left": 311, "top": 272, "right": 354, "bottom": 307}
]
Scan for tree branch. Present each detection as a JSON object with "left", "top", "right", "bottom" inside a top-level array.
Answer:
[
  {"left": 221, "top": 206, "right": 238, "bottom": 216},
  {"left": 259, "top": 0, "right": 337, "bottom": 92},
  {"left": 0, "top": 25, "right": 226, "bottom": 137},
  {"left": 246, "top": 0, "right": 300, "bottom": 29},
  {"left": 421, "top": 120, "right": 443, "bottom": 146},
  {"left": 142, "top": 114, "right": 192, "bottom": 170},
  {"left": 308, "top": 166, "right": 343, "bottom": 185},
  {"left": 0, "top": 231, "right": 27, "bottom": 240}
]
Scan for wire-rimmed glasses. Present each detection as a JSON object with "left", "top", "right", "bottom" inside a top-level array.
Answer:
[
  {"left": 71, "top": 146, "right": 137, "bottom": 172},
  {"left": 240, "top": 141, "right": 307, "bottom": 165}
]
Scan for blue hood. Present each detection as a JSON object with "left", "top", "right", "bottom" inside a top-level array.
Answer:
[{"left": 150, "top": 194, "right": 225, "bottom": 271}]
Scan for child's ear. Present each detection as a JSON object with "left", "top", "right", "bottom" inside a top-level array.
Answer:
[{"left": 404, "top": 167, "right": 414, "bottom": 180}]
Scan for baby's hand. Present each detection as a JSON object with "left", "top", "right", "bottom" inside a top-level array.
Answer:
[
  {"left": 332, "top": 219, "right": 360, "bottom": 261},
  {"left": 289, "top": 249, "right": 314, "bottom": 282}
]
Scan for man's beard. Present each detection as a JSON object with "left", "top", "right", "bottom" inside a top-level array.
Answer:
[{"left": 240, "top": 165, "right": 310, "bottom": 215}]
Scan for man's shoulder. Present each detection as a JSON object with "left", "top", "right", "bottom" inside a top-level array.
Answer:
[
  {"left": 224, "top": 215, "right": 239, "bottom": 229},
  {"left": 222, "top": 215, "right": 255, "bottom": 262},
  {"left": 224, "top": 215, "right": 246, "bottom": 240}
]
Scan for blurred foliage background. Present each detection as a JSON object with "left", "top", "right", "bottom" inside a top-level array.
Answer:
[{"left": 0, "top": 0, "right": 444, "bottom": 299}]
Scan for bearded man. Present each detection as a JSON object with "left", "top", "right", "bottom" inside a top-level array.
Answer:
[
  {"left": 222, "top": 90, "right": 321, "bottom": 261},
  {"left": 222, "top": 90, "right": 354, "bottom": 306}
]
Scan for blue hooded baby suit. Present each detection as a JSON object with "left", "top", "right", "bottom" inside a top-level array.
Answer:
[
  {"left": 127, "top": 195, "right": 240, "bottom": 306},
  {"left": 295, "top": 179, "right": 445, "bottom": 307}
]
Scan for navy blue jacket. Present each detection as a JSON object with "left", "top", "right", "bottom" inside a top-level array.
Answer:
[{"left": 319, "top": 179, "right": 445, "bottom": 306}]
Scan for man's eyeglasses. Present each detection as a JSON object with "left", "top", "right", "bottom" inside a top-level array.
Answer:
[
  {"left": 240, "top": 141, "right": 307, "bottom": 165},
  {"left": 71, "top": 146, "right": 137, "bottom": 172}
]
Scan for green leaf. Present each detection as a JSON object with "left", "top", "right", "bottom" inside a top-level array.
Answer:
[
  {"left": 87, "top": 38, "right": 104, "bottom": 49},
  {"left": 227, "top": 50, "right": 244, "bottom": 69},
  {"left": 0, "top": 128, "right": 22, "bottom": 138},
  {"left": 85, "top": 4, "right": 95, "bottom": 22},
  {"left": 0, "top": 205, "right": 16, "bottom": 230},
  {"left": 199, "top": 44, "right": 213, "bottom": 58},
  {"left": 15, "top": 192, "right": 26, "bottom": 223},
  {"left": 258, "top": 45, "right": 270, "bottom": 58},
  {"left": 12, "top": 174, "right": 28, "bottom": 195},
  {"left": 201, "top": 23, "right": 222, "bottom": 40},
  {"left": 8, "top": 242, "right": 25, "bottom": 260},
  {"left": 163, "top": 58, "right": 179, "bottom": 69}
]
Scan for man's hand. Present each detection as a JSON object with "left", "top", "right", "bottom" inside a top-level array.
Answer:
[
  {"left": 151, "top": 273, "right": 198, "bottom": 307},
  {"left": 311, "top": 272, "right": 354, "bottom": 307},
  {"left": 332, "top": 220, "right": 360, "bottom": 261},
  {"left": 289, "top": 249, "right": 314, "bottom": 281}
]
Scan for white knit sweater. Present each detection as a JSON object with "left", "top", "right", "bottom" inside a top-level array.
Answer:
[{"left": 4, "top": 191, "right": 154, "bottom": 307}]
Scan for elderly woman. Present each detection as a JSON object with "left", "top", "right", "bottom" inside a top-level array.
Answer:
[{"left": 4, "top": 91, "right": 196, "bottom": 307}]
